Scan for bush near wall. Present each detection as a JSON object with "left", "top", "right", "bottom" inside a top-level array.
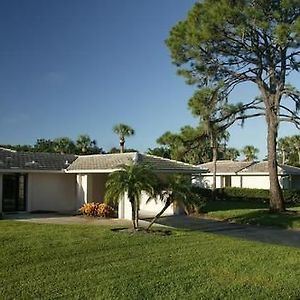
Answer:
[
  {"left": 193, "top": 187, "right": 300, "bottom": 204},
  {"left": 79, "top": 203, "right": 115, "bottom": 218}
]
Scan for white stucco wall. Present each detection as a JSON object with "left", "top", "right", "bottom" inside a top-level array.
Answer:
[
  {"left": 139, "top": 191, "right": 174, "bottom": 218},
  {"left": 241, "top": 175, "right": 270, "bottom": 189},
  {"left": 196, "top": 175, "right": 223, "bottom": 189},
  {"left": 28, "top": 173, "right": 77, "bottom": 212},
  {"left": 197, "top": 174, "right": 289, "bottom": 190},
  {"left": 231, "top": 176, "right": 242, "bottom": 188},
  {"left": 118, "top": 191, "right": 175, "bottom": 220}
]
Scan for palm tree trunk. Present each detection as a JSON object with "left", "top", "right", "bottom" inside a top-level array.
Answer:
[
  {"left": 130, "top": 200, "right": 137, "bottom": 229},
  {"left": 135, "top": 200, "right": 139, "bottom": 229},
  {"left": 267, "top": 115, "right": 285, "bottom": 212},
  {"left": 146, "top": 200, "right": 171, "bottom": 231},
  {"left": 211, "top": 143, "right": 217, "bottom": 201},
  {"left": 120, "top": 138, "right": 125, "bottom": 153}
]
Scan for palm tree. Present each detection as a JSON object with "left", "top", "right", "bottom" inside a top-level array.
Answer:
[
  {"left": 290, "top": 135, "right": 300, "bottom": 164},
  {"left": 278, "top": 137, "right": 291, "bottom": 164},
  {"left": 105, "top": 163, "right": 158, "bottom": 230},
  {"left": 146, "top": 175, "right": 199, "bottom": 231},
  {"left": 76, "top": 134, "right": 93, "bottom": 154},
  {"left": 242, "top": 145, "right": 259, "bottom": 161},
  {"left": 53, "top": 137, "right": 75, "bottom": 154},
  {"left": 223, "top": 147, "right": 240, "bottom": 161},
  {"left": 113, "top": 124, "right": 135, "bottom": 153}
]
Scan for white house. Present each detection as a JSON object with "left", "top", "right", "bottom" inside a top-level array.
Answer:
[
  {"left": 197, "top": 160, "right": 300, "bottom": 190},
  {"left": 0, "top": 148, "right": 203, "bottom": 219}
]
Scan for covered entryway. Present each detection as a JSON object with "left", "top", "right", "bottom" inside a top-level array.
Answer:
[{"left": 2, "top": 174, "right": 27, "bottom": 212}]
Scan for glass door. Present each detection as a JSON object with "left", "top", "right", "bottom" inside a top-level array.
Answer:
[{"left": 2, "top": 174, "right": 26, "bottom": 212}]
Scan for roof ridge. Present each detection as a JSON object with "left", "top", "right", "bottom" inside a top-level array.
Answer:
[
  {"left": 0, "top": 147, "right": 17, "bottom": 153},
  {"left": 142, "top": 153, "right": 200, "bottom": 168},
  {"left": 77, "top": 152, "right": 137, "bottom": 158}
]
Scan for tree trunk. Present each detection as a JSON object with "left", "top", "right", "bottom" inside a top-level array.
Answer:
[
  {"left": 120, "top": 138, "right": 125, "bottom": 153},
  {"left": 135, "top": 200, "right": 139, "bottom": 229},
  {"left": 211, "top": 143, "right": 218, "bottom": 201},
  {"left": 130, "top": 200, "right": 137, "bottom": 229},
  {"left": 267, "top": 118, "right": 285, "bottom": 212},
  {"left": 146, "top": 200, "right": 171, "bottom": 231}
]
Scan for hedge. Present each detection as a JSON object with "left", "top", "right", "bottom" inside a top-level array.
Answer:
[{"left": 192, "top": 186, "right": 300, "bottom": 204}]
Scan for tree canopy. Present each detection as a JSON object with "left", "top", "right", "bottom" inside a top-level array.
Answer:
[{"left": 166, "top": 0, "right": 300, "bottom": 212}]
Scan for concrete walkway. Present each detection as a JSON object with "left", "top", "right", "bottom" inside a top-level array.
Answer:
[
  {"left": 2, "top": 212, "right": 153, "bottom": 228},
  {"left": 4, "top": 213, "right": 300, "bottom": 248},
  {"left": 153, "top": 215, "right": 300, "bottom": 249}
]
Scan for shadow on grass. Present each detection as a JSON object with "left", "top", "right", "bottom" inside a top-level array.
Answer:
[
  {"left": 202, "top": 201, "right": 268, "bottom": 213},
  {"left": 224, "top": 209, "right": 300, "bottom": 229}
]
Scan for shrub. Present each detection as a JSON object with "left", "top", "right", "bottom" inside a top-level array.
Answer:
[
  {"left": 198, "top": 187, "right": 300, "bottom": 204},
  {"left": 215, "top": 187, "right": 270, "bottom": 203},
  {"left": 79, "top": 202, "right": 115, "bottom": 218}
]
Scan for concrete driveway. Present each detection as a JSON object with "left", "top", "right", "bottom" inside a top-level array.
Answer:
[{"left": 152, "top": 215, "right": 300, "bottom": 249}]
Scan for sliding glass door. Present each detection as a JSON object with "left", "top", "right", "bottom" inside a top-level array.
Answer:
[{"left": 2, "top": 174, "right": 27, "bottom": 212}]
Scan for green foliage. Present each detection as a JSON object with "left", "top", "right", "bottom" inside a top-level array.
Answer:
[
  {"left": 166, "top": 0, "right": 300, "bottom": 210},
  {"left": 157, "top": 126, "right": 212, "bottom": 164},
  {"left": 241, "top": 145, "right": 259, "bottom": 161},
  {"left": 223, "top": 147, "right": 240, "bottom": 160},
  {"left": 79, "top": 203, "right": 115, "bottom": 218},
  {"left": 108, "top": 147, "right": 138, "bottom": 154},
  {"left": 211, "top": 187, "right": 300, "bottom": 204},
  {"left": 105, "top": 163, "right": 158, "bottom": 229},
  {"left": 112, "top": 123, "right": 135, "bottom": 153},
  {"left": 146, "top": 147, "right": 171, "bottom": 159},
  {"left": 278, "top": 135, "right": 300, "bottom": 166},
  {"left": 1, "top": 134, "right": 103, "bottom": 155},
  {"left": 113, "top": 123, "right": 135, "bottom": 138}
]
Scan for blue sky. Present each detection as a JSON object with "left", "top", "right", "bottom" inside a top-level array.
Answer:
[{"left": 0, "top": 0, "right": 299, "bottom": 159}]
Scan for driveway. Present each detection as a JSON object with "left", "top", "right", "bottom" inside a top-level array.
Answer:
[{"left": 152, "top": 215, "right": 300, "bottom": 249}]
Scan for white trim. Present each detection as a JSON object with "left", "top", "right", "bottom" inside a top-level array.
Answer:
[
  {"left": 66, "top": 168, "right": 202, "bottom": 174},
  {"left": 0, "top": 169, "right": 65, "bottom": 174}
]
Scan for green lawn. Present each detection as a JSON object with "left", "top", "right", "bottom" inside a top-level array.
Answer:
[
  {"left": 202, "top": 201, "right": 300, "bottom": 229},
  {"left": 1, "top": 221, "right": 300, "bottom": 299}
]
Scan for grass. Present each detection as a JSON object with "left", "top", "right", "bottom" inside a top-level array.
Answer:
[
  {"left": 1, "top": 221, "right": 300, "bottom": 299},
  {"left": 202, "top": 201, "right": 300, "bottom": 229}
]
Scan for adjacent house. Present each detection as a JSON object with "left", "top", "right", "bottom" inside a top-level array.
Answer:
[
  {"left": 0, "top": 148, "right": 203, "bottom": 219},
  {"left": 197, "top": 160, "right": 300, "bottom": 190}
]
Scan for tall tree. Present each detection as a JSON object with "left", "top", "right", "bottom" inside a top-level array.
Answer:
[
  {"left": 113, "top": 124, "right": 135, "bottom": 153},
  {"left": 278, "top": 136, "right": 291, "bottom": 164},
  {"left": 242, "top": 145, "right": 259, "bottom": 161},
  {"left": 75, "top": 134, "right": 101, "bottom": 155},
  {"left": 105, "top": 164, "right": 158, "bottom": 230},
  {"left": 146, "top": 147, "right": 171, "bottom": 159},
  {"left": 157, "top": 126, "right": 212, "bottom": 164},
  {"left": 166, "top": 0, "right": 300, "bottom": 212},
  {"left": 34, "top": 139, "right": 55, "bottom": 152},
  {"left": 188, "top": 87, "right": 232, "bottom": 196},
  {"left": 223, "top": 147, "right": 240, "bottom": 161},
  {"left": 53, "top": 137, "right": 75, "bottom": 154}
]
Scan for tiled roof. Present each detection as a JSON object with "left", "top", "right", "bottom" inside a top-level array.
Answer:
[
  {"left": 0, "top": 148, "right": 77, "bottom": 171},
  {"left": 199, "top": 160, "right": 300, "bottom": 175},
  {"left": 240, "top": 161, "right": 300, "bottom": 175},
  {"left": 67, "top": 152, "right": 203, "bottom": 173},
  {"left": 199, "top": 160, "right": 255, "bottom": 173}
]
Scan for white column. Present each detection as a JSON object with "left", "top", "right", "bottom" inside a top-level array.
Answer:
[
  {"left": 118, "top": 192, "right": 132, "bottom": 220},
  {"left": 76, "top": 174, "right": 88, "bottom": 209},
  {"left": 26, "top": 174, "right": 32, "bottom": 212}
]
